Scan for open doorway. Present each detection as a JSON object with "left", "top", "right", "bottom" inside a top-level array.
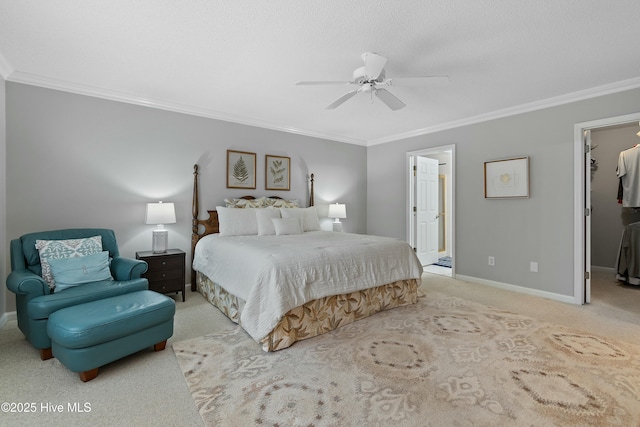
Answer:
[
  {"left": 407, "top": 145, "right": 455, "bottom": 277},
  {"left": 574, "top": 112, "right": 640, "bottom": 304}
]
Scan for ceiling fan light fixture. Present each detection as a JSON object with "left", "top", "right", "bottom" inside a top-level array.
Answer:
[
  {"left": 360, "top": 83, "right": 374, "bottom": 93},
  {"left": 297, "top": 52, "right": 449, "bottom": 110}
]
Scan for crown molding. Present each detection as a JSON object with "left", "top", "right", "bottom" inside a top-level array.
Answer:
[
  {"left": 6, "top": 70, "right": 367, "bottom": 146},
  {"left": 7, "top": 69, "right": 640, "bottom": 148},
  {"left": 367, "top": 76, "right": 640, "bottom": 146}
]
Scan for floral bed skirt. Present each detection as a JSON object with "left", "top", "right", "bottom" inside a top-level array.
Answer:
[{"left": 196, "top": 272, "right": 419, "bottom": 351}]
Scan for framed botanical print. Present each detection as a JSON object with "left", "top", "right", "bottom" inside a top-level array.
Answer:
[
  {"left": 227, "top": 150, "right": 256, "bottom": 189},
  {"left": 484, "top": 156, "right": 529, "bottom": 198},
  {"left": 265, "top": 155, "right": 290, "bottom": 191}
]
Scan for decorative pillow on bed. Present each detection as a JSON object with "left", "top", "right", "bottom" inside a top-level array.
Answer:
[
  {"left": 48, "top": 251, "right": 113, "bottom": 292},
  {"left": 256, "top": 207, "right": 281, "bottom": 236},
  {"left": 301, "top": 206, "right": 321, "bottom": 231},
  {"left": 35, "top": 235, "right": 103, "bottom": 291},
  {"left": 272, "top": 217, "right": 303, "bottom": 235},
  {"left": 279, "top": 208, "right": 304, "bottom": 231},
  {"left": 216, "top": 206, "right": 259, "bottom": 236},
  {"left": 264, "top": 198, "right": 299, "bottom": 208},
  {"left": 224, "top": 197, "right": 265, "bottom": 208},
  {"left": 280, "top": 207, "right": 321, "bottom": 231}
]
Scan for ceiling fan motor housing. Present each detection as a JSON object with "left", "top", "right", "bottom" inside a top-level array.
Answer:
[{"left": 353, "top": 66, "right": 386, "bottom": 85}]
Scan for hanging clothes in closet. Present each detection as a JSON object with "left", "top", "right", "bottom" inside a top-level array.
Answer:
[
  {"left": 617, "top": 145, "right": 640, "bottom": 206},
  {"left": 616, "top": 145, "right": 640, "bottom": 285},
  {"left": 616, "top": 222, "right": 640, "bottom": 285}
]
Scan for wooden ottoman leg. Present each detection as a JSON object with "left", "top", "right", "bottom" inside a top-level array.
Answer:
[
  {"left": 79, "top": 368, "right": 99, "bottom": 382},
  {"left": 154, "top": 340, "right": 167, "bottom": 351},
  {"left": 40, "top": 348, "right": 53, "bottom": 360}
]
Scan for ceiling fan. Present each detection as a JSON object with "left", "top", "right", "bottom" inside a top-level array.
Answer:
[{"left": 296, "top": 52, "right": 449, "bottom": 111}]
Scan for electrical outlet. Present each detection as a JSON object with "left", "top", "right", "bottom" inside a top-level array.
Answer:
[
  {"left": 530, "top": 261, "right": 538, "bottom": 272},
  {"left": 488, "top": 256, "right": 495, "bottom": 266}
]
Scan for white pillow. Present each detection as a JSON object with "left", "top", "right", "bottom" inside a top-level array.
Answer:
[
  {"left": 216, "top": 206, "right": 258, "bottom": 236},
  {"left": 256, "top": 207, "right": 281, "bottom": 236},
  {"left": 280, "top": 208, "right": 304, "bottom": 231},
  {"left": 301, "top": 206, "right": 321, "bottom": 231},
  {"left": 280, "top": 207, "right": 320, "bottom": 232},
  {"left": 272, "top": 217, "right": 302, "bottom": 235}
]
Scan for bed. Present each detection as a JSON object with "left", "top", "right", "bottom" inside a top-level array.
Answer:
[{"left": 190, "top": 164, "right": 423, "bottom": 351}]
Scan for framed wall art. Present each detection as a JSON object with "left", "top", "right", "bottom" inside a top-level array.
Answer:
[
  {"left": 227, "top": 150, "right": 256, "bottom": 189},
  {"left": 265, "top": 155, "right": 291, "bottom": 191},
  {"left": 484, "top": 156, "right": 529, "bottom": 199}
]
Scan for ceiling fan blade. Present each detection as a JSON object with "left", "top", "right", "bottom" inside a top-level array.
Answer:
[
  {"left": 326, "top": 90, "right": 359, "bottom": 109},
  {"left": 296, "top": 81, "right": 352, "bottom": 86},
  {"left": 374, "top": 88, "right": 405, "bottom": 111},
  {"left": 386, "top": 75, "right": 450, "bottom": 86},
  {"left": 363, "top": 53, "right": 387, "bottom": 80}
]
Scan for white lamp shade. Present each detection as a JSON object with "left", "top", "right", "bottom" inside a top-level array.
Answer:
[
  {"left": 328, "top": 203, "right": 347, "bottom": 220},
  {"left": 145, "top": 202, "right": 176, "bottom": 225}
]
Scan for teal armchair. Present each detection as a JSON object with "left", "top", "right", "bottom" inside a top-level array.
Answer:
[{"left": 7, "top": 228, "right": 149, "bottom": 359}]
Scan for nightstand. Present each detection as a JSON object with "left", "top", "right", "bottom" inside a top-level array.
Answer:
[{"left": 136, "top": 249, "right": 186, "bottom": 302}]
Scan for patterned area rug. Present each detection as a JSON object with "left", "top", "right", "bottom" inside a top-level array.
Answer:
[
  {"left": 434, "top": 256, "right": 452, "bottom": 268},
  {"left": 173, "top": 291, "right": 640, "bottom": 426}
]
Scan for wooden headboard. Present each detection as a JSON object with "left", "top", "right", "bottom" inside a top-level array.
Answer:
[{"left": 190, "top": 164, "right": 315, "bottom": 289}]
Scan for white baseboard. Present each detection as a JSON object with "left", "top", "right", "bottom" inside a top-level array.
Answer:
[
  {"left": 455, "top": 274, "right": 579, "bottom": 305},
  {"left": 0, "top": 311, "right": 17, "bottom": 328},
  {"left": 591, "top": 265, "right": 615, "bottom": 272}
]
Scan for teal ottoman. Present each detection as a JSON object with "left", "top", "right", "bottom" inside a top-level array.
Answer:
[{"left": 47, "top": 290, "right": 175, "bottom": 382}]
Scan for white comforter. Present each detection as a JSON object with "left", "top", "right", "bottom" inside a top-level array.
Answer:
[{"left": 192, "top": 231, "right": 423, "bottom": 341}]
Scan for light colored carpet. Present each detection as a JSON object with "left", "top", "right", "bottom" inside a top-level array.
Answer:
[
  {"left": 173, "top": 288, "right": 640, "bottom": 426},
  {"left": 1, "top": 269, "right": 638, "bottom": 426}
]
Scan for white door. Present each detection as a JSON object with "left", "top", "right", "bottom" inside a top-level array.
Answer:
[{"left": 416, "top": 156, "right": 440, "bottom": 265}]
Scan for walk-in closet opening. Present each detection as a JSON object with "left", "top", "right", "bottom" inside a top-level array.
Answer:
[{"left": 575, "top": 113, "right": 640, "bottom": 312}]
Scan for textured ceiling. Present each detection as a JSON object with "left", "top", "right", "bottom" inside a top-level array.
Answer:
[{"left": 1, "top": 1, "right": 640, "bottom": 145}]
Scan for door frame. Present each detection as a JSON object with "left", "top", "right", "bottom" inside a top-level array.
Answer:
[
  {"left": 407, "top": 144, "right": 456, "bottom": 275},
  {"left": 573, "top": 112, "right": 640, "bottom": 304}
]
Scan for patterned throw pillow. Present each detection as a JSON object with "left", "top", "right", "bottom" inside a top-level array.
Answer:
[
  {"left": 224, "top": 197, "right": 265, "bottom": 208},
  {"left": 264, "top": 198, "right": 299, "bottom": 208},
  {"left": 35, "top": 236, "right": 103, "bottom": 291}
]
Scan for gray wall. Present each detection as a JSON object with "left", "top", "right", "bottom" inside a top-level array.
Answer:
[
  {"left": 368, "top": 88, "right": 640, "bottom": 298},
  {"left": 5, "top": 80, "right": 640, "bottom": 313},
  {"left": 591, "top": 124, "right": 640, "bottom": 268},
  {"left": 5, "top": 82, "right": 367, "bottom": 312},
  {"left": 0, "top": 76, "right": 6, "bottom": 324}
]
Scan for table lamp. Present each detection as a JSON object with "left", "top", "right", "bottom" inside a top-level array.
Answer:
[
  {"left": 145, "top": 201, "right": 176, "bottom": 253},
  {"left": 328, "top": 203, "right": 347, "bottom": 232}
]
